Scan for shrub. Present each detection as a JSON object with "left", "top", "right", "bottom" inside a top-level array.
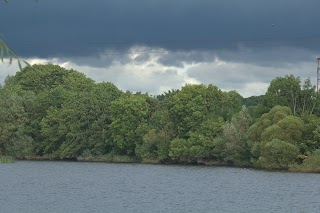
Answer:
[{"left": 257, "top": 139, "right": 299, "bottom": 169}]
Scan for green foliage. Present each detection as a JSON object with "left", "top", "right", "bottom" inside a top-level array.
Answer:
[
  {"left": 1, "top": 64, "right": 319, "bottom": 172},
  {"left": 299, "top": 78, "right": 317, "bottom": 115},
  {"left": 5, "top": 64, "right": 96, "bottom": 155},
  {"left": 167, "top": 117, "right": 226, "bottom": 163},
  {"left": 265, "top": 75, "right": 301, "bottom": 115},
  {"left": 300, "top": 114, "right": 320, "bottom": 153},
  {"left": 169, "top": 138, "right": 195, "bottom": 161},
  {"left": 265, "top": 75, "right": 317, "bottom": 116},
  {"left": 187, "top": 131, "right": 226, "bottom": 161},
  {"left": 261, "top": 115, "right": 304, "bottom": 145},
  {"left": 8, "top": 64, "right": 69, "bottom": 93},
  {"left": 0, "top": 156, "right": 16, "bottom": 163},
  {"left": 248, "top": 105, "right": 292, "bottom": 143},
  {"left": 0, "top": 86, "right": 34, "bottom": 158},
  {"left": 249, "top": 106, "right": 304, "bottom": 164},
  {"left": 244, "top": 95, "right": 265, "bottom": 107},
  {"left": 222, "top": 106, "right": 252, "bottom": 165},
  {"left": 169, "top": 84, "right": 211, "bottom": 138},
  {"left": 257, "top": 139, "right": 299, "bottom": 169},
  {"left": 168, "top": 84, "right": 241, "bottom": 139},
  {"left": 0, "top": 35, "right": 27, "bottom": 70},
  {"left": 136, "top": 128, "right": 172, "bottom": 162},
  {"left": 110, "top": 94, "right": 150, "bottom": 155},
  {"left": 244, "top": 95, "right": 268, "bottom": 120},
  {"left": 296, "top": 149, "right": 320, "bottom": 172},
  {"left": 41, "top": 82, "right": 122, "bottom": 158},
  {"left": 221, "top": 90, "right": 243, "bottom": 120}
]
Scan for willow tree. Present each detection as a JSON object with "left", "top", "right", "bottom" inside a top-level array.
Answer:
[{"left": 0, "top": 0, "right": 32, "bottom": 69}]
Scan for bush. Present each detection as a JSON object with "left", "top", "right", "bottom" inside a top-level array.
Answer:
[
  {"left": 257, "top": 139, "right": 299, "bottom": 169},
  {"left": 294, "top": 149, "right": 320, "bottom": 173}
]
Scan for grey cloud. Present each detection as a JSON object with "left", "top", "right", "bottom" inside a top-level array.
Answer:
[
  {"left": 118, "top": 69, "right": 183, "bottom": 94},
  {"left": 186, "top": 60, "right": 317, "bottom": 92},
  {"left": 63, "top": 61, "right": 185, "bottom": 95},
  {"left": 157, "top": 51, "right": 216, "bottom": 67},
  {"left": 155, "top": 46, "right": 318, "bottom": 69},
  {"left": 1, "top": 0, "right": 319, "bottom": 59},
  {"left": 63, "top": 53, "right": 132, "bottom": 68},
  {"left": 157, "top": 56, "right": 184, "bottom": 68},
  {"left": 218, "top": 46, "right": 319, "bottom": 67},
  {"left": 133, "top": 54, "right": 151, "bottom": 64}
]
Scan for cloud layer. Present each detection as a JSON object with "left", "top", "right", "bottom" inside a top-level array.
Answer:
[
  {"left": 1, "top": 46, "right": 317, "bottom": 97},
  {"left": 1, "top": 1, "right": 319, "bottom": 97},
  {"left": 1, "top": 0, "right": 320, "bottom": 58}
]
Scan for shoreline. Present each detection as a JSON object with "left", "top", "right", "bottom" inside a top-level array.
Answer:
[{"left": 7, "top": 155, "right": 319, "bottom": 174}]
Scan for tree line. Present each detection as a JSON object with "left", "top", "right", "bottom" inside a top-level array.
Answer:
[{"left": 1, "top": 64, "right": 320, "bottom": 171}]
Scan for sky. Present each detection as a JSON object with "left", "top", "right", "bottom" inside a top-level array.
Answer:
[{"left": 1, "top": 0, "right": 320, "bottom": 97}]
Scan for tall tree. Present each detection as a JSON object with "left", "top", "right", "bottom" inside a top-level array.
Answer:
[
  {"left": 169, "top": 84, "right": 226, "bottom": 138},
  {"left": 265, "top": 75, "right": 301, "bottom": 115},
  {"left": 41, "top": 82, "right": 122, "bottom": 158},
  {"left": 109, "top": 94, "right": 150, "bottom": 155},
  {"left": 223, "top": 106, "right": 252, "bottom": 164},
  {"left": 298, "top": 78, "right": 317, "bottom": 115},
  {"left": 0, "top": 86, "right": 34, "bottom": 157}
]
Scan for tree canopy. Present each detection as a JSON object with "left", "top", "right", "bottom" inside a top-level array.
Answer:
[{"left": 1, "top": 64, "right": 320, "bottom": 171}]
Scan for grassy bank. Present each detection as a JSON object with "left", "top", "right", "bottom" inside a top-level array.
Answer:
[
  {"left": 12, "top": 154, "right": 320, "bottom": 173},
  {"left": 77, "top": 154, "right": 139, "bottom": 163},
  {"left": 0, "top": 156, "right": 16, "bottom": 163}
]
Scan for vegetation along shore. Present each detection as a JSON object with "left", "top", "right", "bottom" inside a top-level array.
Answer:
[{"left": 1, "top": 64, "right": 320, "bottom": 173}]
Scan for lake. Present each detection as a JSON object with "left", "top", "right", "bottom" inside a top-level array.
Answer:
[{"left": 1, "top": 161, "right": 320, "bottom": 213}]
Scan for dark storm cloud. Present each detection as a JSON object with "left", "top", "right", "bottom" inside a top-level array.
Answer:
[
  {"left": 64, "top": 53, "right": 132, "bottom": 68},
  {"left": 157, "top": 51, "right": 215, "bottom": 67},
  {"left": 1, "top": 0, "right": 320, "bottom": 58}
]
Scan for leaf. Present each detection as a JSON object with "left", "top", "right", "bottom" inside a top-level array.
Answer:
[
  {"left": 9, "top": 55, "right": 12, "bottom": 64},
  {"left": 18, "top": 59, "right": 22, "bottom": 71},
  {"left": 23, "top": 60, "right": 31, "bottom": 67},
  {"left": 0, "top": 43, "right": 4, "bottom": 62},
  {"left": 0, "top": 37, "right": 29, "bottom": 70}
]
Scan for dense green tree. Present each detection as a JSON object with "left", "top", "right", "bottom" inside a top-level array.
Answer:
[
  {"left": 169, "top": 84, "right": 228, "bottom": 139},
  {"left": 265, "top": 75, "right": 318, "bottom": 116},
  {"left": 171, "top": 117, "right": 226, "bottom": 162},
  {"left": 223, "top": 106, "right": 252, "bottom": 164},
  {"left": 257, "top": 139, "right": 299, "bottom": 169},
  {"left": 40, "top": 107, "right": 66, "bottom": 155},
  {"left": 136, "top": 94, "right": 177, "bottom": 161},
  {"left": 1, "top": 62, "right": 319, "bottom": 172},
  {"left": 136, "top": 128, "right": 173, "bottom": 162},
  {"left": 110, "top": 94, "right": 150, "bottom": 155},
  {"left": 148, "top": 97, "right": 174, "bottom": 132},
  {"left": 4, "top": 65, "right": 95, "bottom": 155},
  {"left": 169, "top": 138, "right": 191, "bottom": 161},
  {"left": 41, "top": 82, "right": 122, "bottom": 158},
  {"left": 265, "top": 75, "right": 301, "bottom": 115},
  {"left": 244, "top": 95, "right": 265, "bottom": 107},
  {"left": 221, "top": 90, "right": 243, "bottom": 120},
  {"left": 244, "top": 95, "right": 268, "bottom": 120},
  {"left": 299, "top": 78, "right": 317, "bottom": 115},
  {"left": 0, "top": 87, "right": 34, "bottom": 157},
  {"left": 261, "top": 115, "right": 304, "bottom": 145},
  {"left": 300, "top": 115, "right": 320, "bottom": 153},
  {"left": 248, "top": 105, "right": 292, "bottom": 143},
  {"left": 249, "top": 106, "right": 305, "bottom": 165},
  {"left": 169, "top": 84, "right": 209, "bottom": 138}
]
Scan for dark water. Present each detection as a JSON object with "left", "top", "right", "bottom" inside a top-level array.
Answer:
[{"left": 1, "top": 162, "right": 320, "bottom": 213}]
